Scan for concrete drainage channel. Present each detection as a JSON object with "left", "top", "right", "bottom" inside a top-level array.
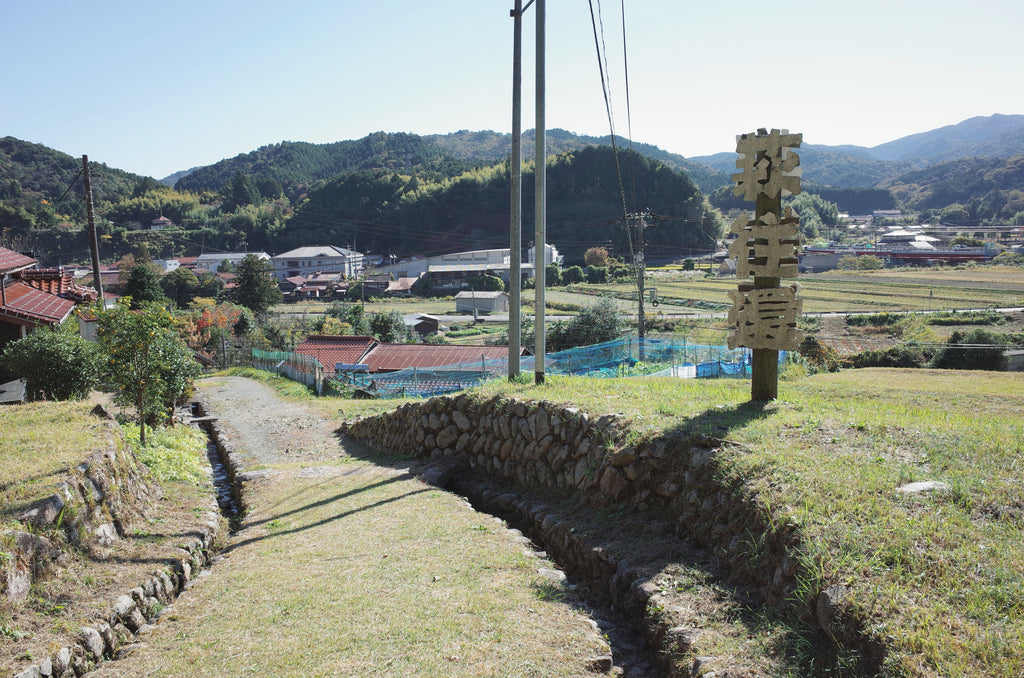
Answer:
[{"left": 424, "top": 463, "right": 666, "bottom": 678}]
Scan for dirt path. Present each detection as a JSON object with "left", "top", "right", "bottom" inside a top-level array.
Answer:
[{"left": 85, "top": 377, "right": 610, "bottom": 677}]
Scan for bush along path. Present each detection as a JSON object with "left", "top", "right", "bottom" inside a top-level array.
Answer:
[{"left": 85, "top": 376, "right": 615, "bottom": 678}]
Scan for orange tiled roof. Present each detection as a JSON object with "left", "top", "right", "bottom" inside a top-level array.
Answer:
[
  {"left": 17, "top": 268, "right": 99, "bottom": 302},
  {"left": 294, "top": 335, "right": 378, "bottom": 375},
  {"left": 0, "top": 247, "right": 37, "bottom": 274},
  {"left": 0, "top": 281, "right": 77, "bottom": 326}
]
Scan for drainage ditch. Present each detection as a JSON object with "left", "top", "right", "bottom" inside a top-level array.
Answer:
[
  {"left": 435, "top": 464, "right": 666, "bottom": 678},
  {"left": 188, "top": 401, "right": 243, "bottom": 529}
]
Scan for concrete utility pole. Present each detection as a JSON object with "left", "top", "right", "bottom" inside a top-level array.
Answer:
[
  {"left": 508, "top": 0, "right": 525, "bottom": 380},
  {"left": 82, "top": 155, "right": 104, "bottom": 301},
  {"left": 533, "top": 0, "right": 546, "bottom": 384}
]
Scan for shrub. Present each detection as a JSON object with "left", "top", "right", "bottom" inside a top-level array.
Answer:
[
  {"left": 842, "top": 345, "right": 929, "bottom": 369},
  {"left": 585, "top": 265, "right": 608, "bottom": 284},
  {"left": 1, "top": 323, "right": 102, "bottom": 401},
  {"left": 930, "top": 329, "right": 1008, "bottom": 371}
]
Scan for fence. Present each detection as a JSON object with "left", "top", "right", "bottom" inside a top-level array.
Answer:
[
  {"left": 332, "top": 337, "right": 771, "bottom": 399},
  {"left": 251, "top": 349, "right": 326, "bottom": 394}
]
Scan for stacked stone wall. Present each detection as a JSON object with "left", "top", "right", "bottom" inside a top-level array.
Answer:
[{"left": 340, "top": 393, "right": 801, "bottom": 609}]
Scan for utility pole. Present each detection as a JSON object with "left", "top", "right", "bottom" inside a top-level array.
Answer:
[
  {"left": 534, "top": 0, "right": 546, "bottom": 385},
  {"left": 82, "top": 155, "right": 104, "bottom": 302},
  {"left": 508, "top": 0, "right": 526, "bottom": 380},
  {"left": 627, "top": 212, "right": 648, "bottom": 360}
]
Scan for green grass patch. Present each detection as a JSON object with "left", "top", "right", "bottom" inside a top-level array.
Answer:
[
  {"left": 121, "top": 423, "right": 208, "bottom": 486},
  {"left": 469, "top": 369, "right": 1024, "bottom": 676},
  {"left": 0, "top": 401, "right": 104, "bottom": 528}
]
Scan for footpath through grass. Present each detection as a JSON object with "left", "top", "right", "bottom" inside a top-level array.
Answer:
[
  {"left": 86, "top": 375, "right": 608, "bottom": 677},
  {"left": 474, "top": 369, "right": 1024, "bottom": 676}
]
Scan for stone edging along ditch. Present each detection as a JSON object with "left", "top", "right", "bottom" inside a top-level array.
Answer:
[
  {"left": 339, "top": 392, "right": 885, "bottom": 672},
  {"left": 6, "top": 406, "right": 224, "bottom": 678}
]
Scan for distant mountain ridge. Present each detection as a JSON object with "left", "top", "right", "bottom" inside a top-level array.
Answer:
[{"left": 690, "top": 114, "right": 1024, "bottom": 189}]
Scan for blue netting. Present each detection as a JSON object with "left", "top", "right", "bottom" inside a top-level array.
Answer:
[{"left": 332, "top": 336, "right": 782, "bottom": 398}]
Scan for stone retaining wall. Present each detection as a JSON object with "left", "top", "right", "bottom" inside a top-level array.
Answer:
[
  {"left": 340, "top": 393, "right": 802, "bottom": 609},
  {"left": 7, "top": 408, "right": 225, "bottom": 678}
]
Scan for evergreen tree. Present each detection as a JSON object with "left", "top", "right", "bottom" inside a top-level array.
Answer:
[
  {"left": 125, "top": 263, "right": 167, "bottom": 308},
  {"left": 233, "top": 254, "right": 282, "bottom": 315}
]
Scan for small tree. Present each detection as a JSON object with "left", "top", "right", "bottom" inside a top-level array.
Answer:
[
  {"left": 930, "top": 329, "right": 1007, "bottom": 371},
  {"left": 124, "top": 263, "right": 167, "bottom": 307},
  {"left": 545, "top": 264, "right": 562, "bottom": 287},
  {"left": 96, "top": 300, "right": 201, "bottom": 445},
  {"left": 547, "top": 296, "right": 621, "bottom": 351},
  {"left": 234, "top": 254, "right": 282, "bottom": 315},
  {"left": 2, "top": 322, "right": 101, "bottom": 400},
  {"left": 370, "top": 310, "right": 413, "bottom": 343},
  {"left": 584, "top": 247, "right": 610, "bottom": 267}
]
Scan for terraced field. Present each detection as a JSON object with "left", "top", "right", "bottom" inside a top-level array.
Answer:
[{"left": 567, "top": 265, "right": 1024, "bottom": 314}]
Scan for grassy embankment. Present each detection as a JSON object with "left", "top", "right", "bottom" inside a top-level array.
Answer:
[
  {"left": 225, "top": 366, "right": 1024, "bottom": 675},
  {"left": 472, "top": 369, "right": 1024, "bottom": 676},
  {"left": 0, "top": 403, "right": 214, "bottom": 673}
]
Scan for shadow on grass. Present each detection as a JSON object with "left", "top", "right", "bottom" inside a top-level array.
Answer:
[
  {"left": 663, "top": 399, "right": 776, "bottom": 439},
  {"left": 222, "top": 486, "right": 431, "bottom": 554}
]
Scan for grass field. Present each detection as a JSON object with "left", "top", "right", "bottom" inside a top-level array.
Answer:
[
  {"left": 567, "top": 266, "right": 1024, "bottom": 315},
  {"left": 473, "top": 369, "right": 1024, "bottom": 676},
  {"left": 0, "top": 401, "right": 111, "bottom": 531}
]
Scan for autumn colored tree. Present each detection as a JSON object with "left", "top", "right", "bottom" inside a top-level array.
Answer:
[{"left": 583, "top": 247, "right": 610, "bottom": 267}]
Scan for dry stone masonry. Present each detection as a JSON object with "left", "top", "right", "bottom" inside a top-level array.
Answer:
[
  {"left": 6, "top": 408, "right": 225, "bottom": 678},
  {"left": 341, "top": 393, "right": 803, "bottom": 609}
]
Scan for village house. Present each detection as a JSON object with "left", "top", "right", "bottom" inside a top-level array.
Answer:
[
  {"left": 1, "top": 248, "right": 99, "bottom": 386},
  {"left": 194, "top": 251, "right": 271, "bottom": 273},
  {"left": 454, "top": 290, "right": 509, "bottom": 315},
  {"left": 272, "top": 246, "right": 365, "bottom": 281},
  {"left": 367, "top": 244, "right": 562, "bottom": 290}
]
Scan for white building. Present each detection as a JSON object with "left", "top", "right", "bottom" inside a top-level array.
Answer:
[
  {"left": 194, "top": 251, "right": 271, "bottom": 273},
  {"left": 368, "top": 244, "right": 562, "bottom": 282},
  {"left": 272, "top": 246, "right": 365, "bottom": 281},
  {"left": 454, "top": 290, "right": 510, "bottom": 315}
]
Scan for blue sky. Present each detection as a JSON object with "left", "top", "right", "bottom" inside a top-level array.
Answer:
[{"left": 3, "top": 0, "right": 1023, "bottom": 179}]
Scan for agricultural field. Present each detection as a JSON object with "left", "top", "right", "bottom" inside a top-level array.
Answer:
[{"left": 568, "top": 265, "right": 1024, "bottom": 315}]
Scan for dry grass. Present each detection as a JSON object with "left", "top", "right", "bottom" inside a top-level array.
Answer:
[
  {"left": 0, "top": 410, "right": 221, "bottom": 674},
  {"left": 91, "top": 462, "right": 609, "bottom": 677},
  {"left": 0, "top": 401, "right": 109, "bottom": 529}
]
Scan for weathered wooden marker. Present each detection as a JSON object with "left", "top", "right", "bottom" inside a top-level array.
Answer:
[{"left": 727, "top": 129, "right": 803, "bottom": 401}]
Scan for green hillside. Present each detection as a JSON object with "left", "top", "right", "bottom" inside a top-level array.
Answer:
[
  {"left": 0, "top": 136, "right": 144, "bottom": 231},
  {"left": 283, "top": 145, "right": 720, "bottom": 262}
]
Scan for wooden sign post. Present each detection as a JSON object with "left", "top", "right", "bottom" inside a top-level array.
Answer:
[{"left": 727, "top": 129, "right": 803, "bottom": 401}]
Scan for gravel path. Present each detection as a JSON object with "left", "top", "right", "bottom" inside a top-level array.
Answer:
[{"left": 200, "top": 375, "right": 355, "bottom": 467}]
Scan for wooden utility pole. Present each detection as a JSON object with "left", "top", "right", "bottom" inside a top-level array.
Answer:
[
  {"left": 627, "top": 212, "right": 648, "bottom": 361},
  {"left": 82, "top": 155, "right": 104, "bottom": 301}
]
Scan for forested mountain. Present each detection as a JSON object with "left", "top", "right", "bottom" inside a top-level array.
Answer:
[
  {"left": 1, "top": 136, "right": 144, "bottom": 229},
  {"left": 283, "top": 146, "right": 719, "bottom": 262},
  {"left": 691, "top": 145, "right": 911, "bottom": 190},
  {"left": 426, "top": 129, "right": 730, "bottom": 194},
  {"left": 171, "top": 129, "right": 728, "bottom": 199},
  {"left": 882, "top": 154, "right": 1024, "bottom": 224},
  {"left": 868, "top": 114, "right": 1024, "bottom": 163},
  {"left": 173, "top": 132, "right": 481, "bottom": 202}
]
